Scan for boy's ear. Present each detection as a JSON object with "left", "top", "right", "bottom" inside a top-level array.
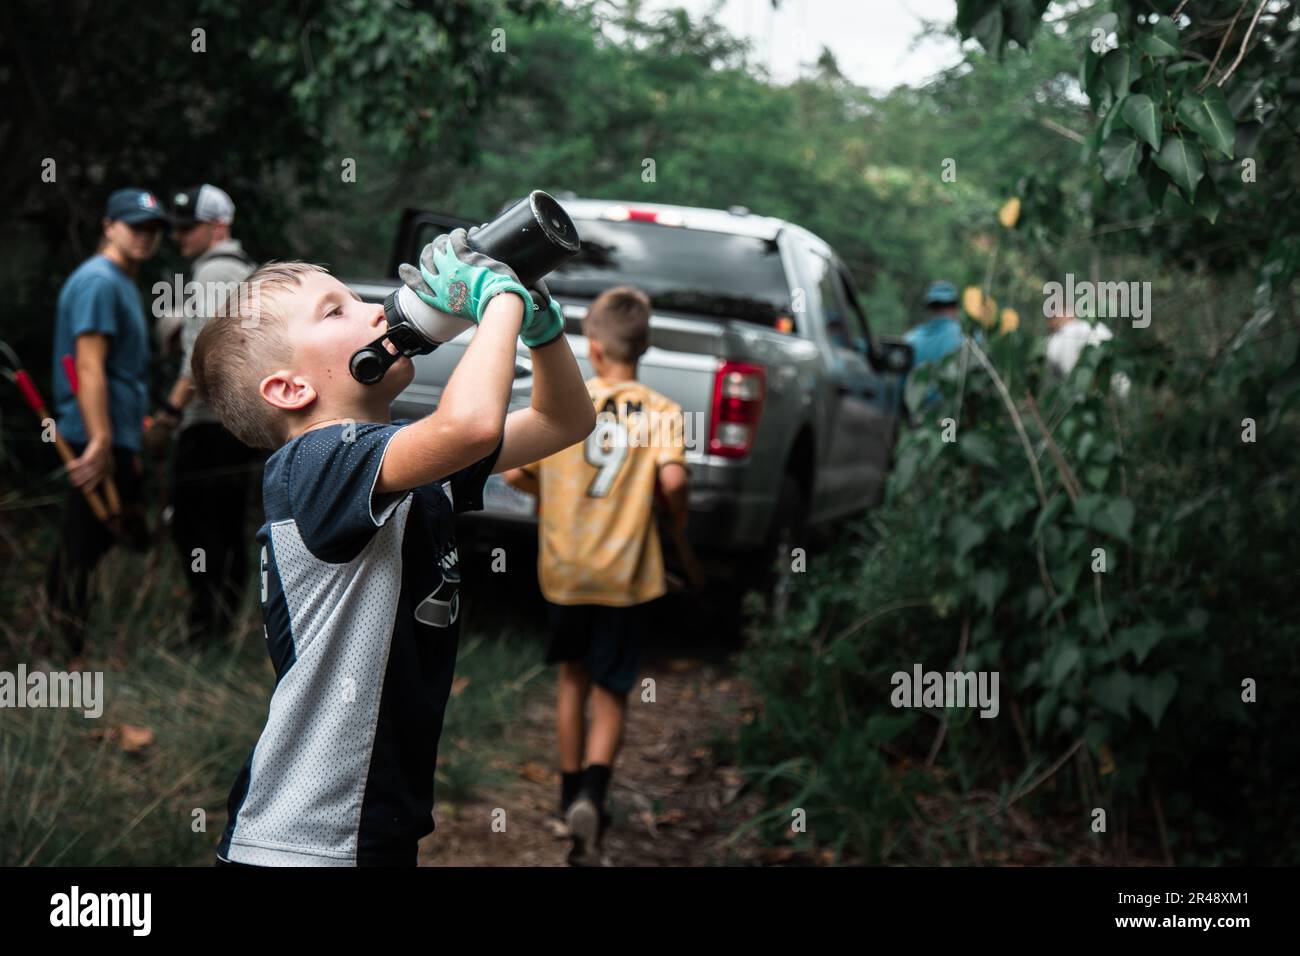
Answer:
[{"left": 259, "top": 370, "right": 317, "bottom": 412}]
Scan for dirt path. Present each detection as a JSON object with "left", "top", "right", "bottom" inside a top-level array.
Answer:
[{"left": 418, "top": 654, "right": 769, "bottom": 866}]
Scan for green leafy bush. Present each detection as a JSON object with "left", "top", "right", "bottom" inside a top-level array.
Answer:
[{"left": 735, "top": 309, "right": 1299, "bottom": 864}]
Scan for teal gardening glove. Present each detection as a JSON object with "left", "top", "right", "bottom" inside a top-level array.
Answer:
[
  {"left": 519, "top": 277, "right": 566, "bottom": 349},
  {"left": 407, "top": 227, "right": 536, "bottom": 326}
]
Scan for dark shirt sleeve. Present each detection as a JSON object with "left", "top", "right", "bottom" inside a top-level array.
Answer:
[
  {"left": 285, "top": 423, "right": 406, "bottom": 562},
  {"left": 444, "top": 434, "right": 505, "bottom": 514}
]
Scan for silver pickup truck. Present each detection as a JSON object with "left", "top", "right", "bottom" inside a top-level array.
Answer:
[{"left": 347, "top": 197, "right": 913, "bottom": 593}]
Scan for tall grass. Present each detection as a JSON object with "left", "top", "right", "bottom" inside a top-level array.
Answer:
[{"left": 0, "top": 525, "right": 549, "bottom": 865}]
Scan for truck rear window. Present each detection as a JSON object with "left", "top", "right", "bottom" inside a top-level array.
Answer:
[{"left": 545, "top": 220, "right": 791, "bottom": 324}]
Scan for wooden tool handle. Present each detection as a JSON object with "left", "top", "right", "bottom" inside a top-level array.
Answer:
[
  {"left": 8, "top": 366, "right": 112, "bottom": 523},
  {"left": 51, "top": 434, "right": 111, "bottom": 522},
  {"left": 101, "top": 475, "right": 122, "bottom": 516}
]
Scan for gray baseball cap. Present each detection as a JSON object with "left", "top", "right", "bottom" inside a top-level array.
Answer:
[{"left": 171, "top": 184, "right": 235, "bottom": 226}]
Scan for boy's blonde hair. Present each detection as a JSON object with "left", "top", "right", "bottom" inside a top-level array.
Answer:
[
  {"left": 582, "top": 285, "right": 651, "bottom": 364},
  {"left": 191, "top": 262, "right": 327, "bottom": 449}
]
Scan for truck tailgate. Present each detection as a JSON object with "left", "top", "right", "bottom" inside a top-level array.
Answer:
[{"left": 388, "top": 304, "right": 736, "bottom": 523}]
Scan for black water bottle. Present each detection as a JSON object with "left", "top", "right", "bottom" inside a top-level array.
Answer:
[
  {"left": 350, "top": 190, "right": 582, "bottom": 385},
  {"left": 470, "top": 190, "right": 581, "bottom": 286}
]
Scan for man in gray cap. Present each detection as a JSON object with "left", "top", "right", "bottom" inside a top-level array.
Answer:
[{"left": 145, "top": 184, "right": 259, "bottom": 644}]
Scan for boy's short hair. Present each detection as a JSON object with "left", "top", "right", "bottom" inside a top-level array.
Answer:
[
  {"left": 582, "top": 285, "right": 651, "bottom": 363},
  {"left": 191, "top": 262, "right": 326, "bottom": 449}
]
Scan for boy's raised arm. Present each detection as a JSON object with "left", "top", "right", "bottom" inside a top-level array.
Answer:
[
  {"left": 375, "top": 294, "right": 525, "bottom": 494},
  {"left": 493, "top": 318, "right": 597, "bottom": 474}
]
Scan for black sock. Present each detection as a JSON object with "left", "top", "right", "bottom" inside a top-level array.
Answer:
[
  {"left": 560, "top": 770, "right": 584, "bottom": 813},
  {"left": 581, "top": 763, "right": 612, "bottom": 810}
]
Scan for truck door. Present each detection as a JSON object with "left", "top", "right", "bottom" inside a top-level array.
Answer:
[
  {"left": 809, "top": 249, "right": 878, "bottom": 515},
  {"left": 833, "top": 262, "right": 896, "bottom": 507},
  {"left": 811, "top": 250, "right": 892, "bottom": 512}
]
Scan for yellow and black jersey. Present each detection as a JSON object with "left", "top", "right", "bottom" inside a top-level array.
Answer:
[{"left": 519, "top": 376, "right": 688, "bottom": 607}]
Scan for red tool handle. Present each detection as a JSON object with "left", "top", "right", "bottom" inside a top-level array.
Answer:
[
  {"left": 57, "top": 352, "right": 122, "bottom": 519},
  {"left": 6, "top": 366, "right": 113, "bottom": 523},
  {"left": 13, "top": 369, "right": 46, "bottom": 415},
  {"left": 61, "top": 354, "right": 79, "bottom": 394}
]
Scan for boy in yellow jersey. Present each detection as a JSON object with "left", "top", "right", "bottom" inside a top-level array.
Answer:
[{"left": 503, "top": 285, "right": 689, "bottom": 866}]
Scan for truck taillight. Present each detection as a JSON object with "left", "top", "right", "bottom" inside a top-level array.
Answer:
[{"left": 709, "top": 360, "right": 765, "bottom": 458}]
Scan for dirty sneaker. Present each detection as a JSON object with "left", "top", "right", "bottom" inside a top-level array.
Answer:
[{"left": 566, "top": 795, "right": 603, "bottom": 866}]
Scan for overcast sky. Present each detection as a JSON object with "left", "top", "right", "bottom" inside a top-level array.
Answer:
[{"left": 640, "top": 0, "right": 966, "bottom": 92}]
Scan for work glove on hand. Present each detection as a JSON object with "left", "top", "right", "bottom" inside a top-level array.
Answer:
[
  {"left": 405, "top": 226, "right": 535, "bottom": 326},
  {"left": 520, "top": 277, "right": 566, "bottom": 349}
]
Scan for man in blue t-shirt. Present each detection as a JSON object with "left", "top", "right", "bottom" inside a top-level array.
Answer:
[
  {"left": 904, "top": 280, "right": 968, "bottom": 412},
  {"left": 44, "top": 187, "right": 168, "bottom": 659},
  {"left": 906, "top": 280, "right": 965, "bottom": 367}
]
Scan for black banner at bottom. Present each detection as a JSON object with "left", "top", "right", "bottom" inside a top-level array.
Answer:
[{"left": 0, "top": 865, "right": 1281, "bottom": 941}]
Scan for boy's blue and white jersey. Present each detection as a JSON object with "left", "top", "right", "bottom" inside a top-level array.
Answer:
[{"left": 217, "top": 421, "right": 501, "bottom": 866}]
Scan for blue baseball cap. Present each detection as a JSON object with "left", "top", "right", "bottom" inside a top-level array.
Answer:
[
  {"left": 104, "top": 187, "right": 170, "bottom": 226},
  {"left": 925, "top": 280, "right": 958, "bottom": 306}
]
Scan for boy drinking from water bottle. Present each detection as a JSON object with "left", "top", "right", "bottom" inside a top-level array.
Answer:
[
  {"left": 503, "top": 285, "right": 690, "bottom": 866},
  {"left": 191, "top": 230, "right": 595, "bottom": 866}
]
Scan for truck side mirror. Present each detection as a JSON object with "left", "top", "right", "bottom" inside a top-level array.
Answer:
[{"left": 868, "top": 336, "right": 914, "bottom": 375}]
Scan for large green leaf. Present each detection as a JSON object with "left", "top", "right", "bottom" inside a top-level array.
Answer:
[
  {"left": 959, "top": 431, "right": 1000, "bottom": 468},
  {"left": 1100, "top": 132, "right": 1140, "bottom": 185},
  {"left": 1049, "top": 642, "right": 1082, "bottom": 687},
  {"left": 969, "top": 3, "right": 1004, "bottom": 55},
  {"left": 1193, "top": 176, "right": 1222, "bottom": 224},
  {"left": 1117, "top": 624, "right": 1166, "bottom": 665},
  {"left": 1102, "top": 46, "right": 1135, "bottom": 97},
  {"left": 1120, "top": 93, "right": 1161, "bottom": 150},
  {"left": 1099, "top": 94, "right": 1127, "bottom": 143},
  {"left": 1003, "top": 0, "right": 1047, "bottom": 49},
  {"left": 1084, "top": 463, "right": 1111, "bottom": 490},
  {"left": 1091, "top": 670, "right": 1132, "bottom": 719},
  {"left": 955, "top": 0, "right": 995, "bottom": 36},
  {"left": 1143, "top": 163, "right": 1171, "bottom": 208},
  {"left": 1032, "top": 494, "right": 1067, "bottom": 541},
  {"left": 1081, "top": 44, "right": 1105, "bottom": 105},
  {"left": 971, "top": 568, "right": 1008, "bottom": 613},
  {"left": 1137, "top": 18, "right": 1179, "bottom": 58},
  {"left": 1152, "top": 136, "right": 1205, "bottom": 198},
  {"left": 949, "top": 514, "right": 988, "bottom": 559},
  {"left": 1176, "top": 86, "right": 1236, "bottom": 159},
  {"left": 1133, "top": 672, "right": 1178, "bottom": 728},
  {"left": 1073, "top": 494, "right": 1136, "bottom": 542},
  {"left": 993, "top": 491, "right": 1036, "bottom": 531}
]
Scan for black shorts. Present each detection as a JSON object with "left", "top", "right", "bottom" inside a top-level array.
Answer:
[{"left": 544, "top": 600, "right": 653, "bottom": 696}]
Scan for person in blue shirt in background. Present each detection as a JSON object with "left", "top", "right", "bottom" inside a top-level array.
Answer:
[
  {"left": 904, "top": 280, "right": 966, "bottom": 413},
  {"left": 907, "top": 280, "right": 965, "bottom": 366},
  {"left": 44, "top": 187, "right": 168, "bottom": 662}
]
